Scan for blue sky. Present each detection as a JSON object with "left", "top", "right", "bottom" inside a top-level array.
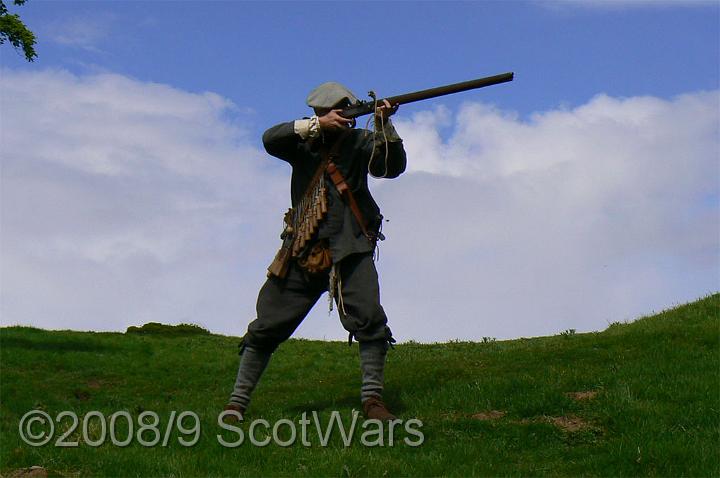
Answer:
[
  {"left": 4, "top": 1, "right": 718, "bottom": 128},
  {"left": 1, "top": 1, "right": 718, "bottom": 341}
]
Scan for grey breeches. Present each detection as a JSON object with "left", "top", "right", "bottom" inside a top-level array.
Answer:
[{"left": 240, "top": 251, "right": 393, "bottom": 353}]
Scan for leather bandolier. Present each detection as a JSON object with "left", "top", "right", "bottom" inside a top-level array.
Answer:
[{"left": 267, "top": 131, "right": 373, "bottom": 279}]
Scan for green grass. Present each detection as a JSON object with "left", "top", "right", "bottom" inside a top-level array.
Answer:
[{"left": 1, "top": 294, "right": 718, "bottom": 477}]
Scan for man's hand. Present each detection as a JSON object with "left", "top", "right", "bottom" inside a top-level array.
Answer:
[
  {"left": 375, "top": 99, "right": 399, "bottom": 122},
  {"left": 318, "top": 109, "right": 353, "bottom": 132}
]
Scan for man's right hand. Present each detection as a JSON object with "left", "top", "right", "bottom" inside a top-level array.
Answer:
[{"left": 318, "top": 109, "right": 353, "bottom": 132}]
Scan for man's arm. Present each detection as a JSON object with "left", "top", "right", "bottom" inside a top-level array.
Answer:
[
  {"left": 262, "top": 122, "right": 300, "bottom": 164},
  {"left": 367, "top": 101, "right": 407, "bottom": 179},
  {"left": 263, "top": 111, "right": 351, "bottom": 164},
  {"left": 264, "top": 116, "right": 327, "bottom": 164}
]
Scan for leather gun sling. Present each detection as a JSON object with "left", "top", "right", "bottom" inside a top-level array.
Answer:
[{"left": 322, "top": 139, "right": 372, "bottom": 241}]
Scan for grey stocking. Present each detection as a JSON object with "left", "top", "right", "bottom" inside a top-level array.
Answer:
[
  {"left": 229, "top": 346, "right": 272, "bottom": 410},
  {"left": 359, "top": 340, "right": 388, "bottom": 402}
]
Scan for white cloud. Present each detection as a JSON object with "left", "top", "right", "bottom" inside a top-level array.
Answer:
[
  {"left": 377, "top": 90, "right": 718, "bottom": 340},
  {"left": 1, "top": 69, "right": 287, "bottom": 334},
  {"left": 1, "top": 69, "right": 717, "bottom": 343}
]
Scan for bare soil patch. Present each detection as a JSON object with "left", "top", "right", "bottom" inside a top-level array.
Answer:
[
  {"left": 5, "top": 466, "right": 47, "bottom": 478},
  {"left": 515, "top": 414, "right": 600, "bottom": 433},
  {"left": 548, "top": 415, "right": 593, "bottom": 432},
  {"left": 471, "top": 410, "right": 506, "bottom": 420},
  {"left": 566, "top": 390, "right": 598, "bottom": 401}
]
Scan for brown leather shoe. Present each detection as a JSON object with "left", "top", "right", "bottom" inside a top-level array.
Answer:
[
  {"left": 221, "top": 403, "right": 244, "bottom": 424},
  {"left": 362, "top": 397, "right": 397, "bottom": 421}
]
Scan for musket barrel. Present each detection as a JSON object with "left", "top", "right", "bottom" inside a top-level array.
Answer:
[
  {"left": 340, "top": 72, "right": 514, "bottom": 119},
  {"left": 385, "top": 72, "right": 514, "bottom": 106}
]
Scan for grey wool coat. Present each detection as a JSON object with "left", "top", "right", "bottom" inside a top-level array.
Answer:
[{"left": 262, "top": 121, "right": 407, "bottom": 263}]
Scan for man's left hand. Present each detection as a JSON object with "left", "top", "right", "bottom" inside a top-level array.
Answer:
[{"left": 375, "top": 99, "right": 399, "bottom": 122}]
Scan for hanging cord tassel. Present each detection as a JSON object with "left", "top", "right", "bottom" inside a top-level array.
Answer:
[
  {"left": 337, "top": 266, "right": 347, "bottom": 316},
  {"left": 373, "top": 219, "right": 383, "bottom": 262},
  {"left": 362, "top": 91, "right": 390, "bottom": 263},
  {"left": 365, "top": 91, "right": 390, "bottom": 179},
  {"left": 328, "top": 263, "right": 347, "bottom": 316},
  {"left": 328, "top": 264, "right": 336, "bottom": 314}
]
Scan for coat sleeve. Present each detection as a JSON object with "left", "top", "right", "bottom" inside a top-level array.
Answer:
[
  {"left": 366, "top": 119, "right": 407, "bottom": 179},
  {"left": 262, "top": 121, "right": 301, "bottom": 165}
]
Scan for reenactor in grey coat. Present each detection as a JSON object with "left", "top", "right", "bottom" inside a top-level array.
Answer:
[{"left": 225, "top": 82, "right": 406, "bottom": 421}]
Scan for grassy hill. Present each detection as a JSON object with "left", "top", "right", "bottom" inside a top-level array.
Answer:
[{"left": 1, "top": 294, "right": 718, "bottom": 477}]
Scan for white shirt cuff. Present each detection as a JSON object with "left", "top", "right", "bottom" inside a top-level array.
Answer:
[{"left": 294, "top": 115, "right": 320, "bottom": 140}]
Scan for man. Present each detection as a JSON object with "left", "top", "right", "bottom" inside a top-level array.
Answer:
[{"left": 225, "top": 81, "right": 406, "bottom": 421}]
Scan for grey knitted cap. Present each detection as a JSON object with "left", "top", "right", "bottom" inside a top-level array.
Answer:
[{"left": 306, "top": 82, "right": 359, "bottom": 109}]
